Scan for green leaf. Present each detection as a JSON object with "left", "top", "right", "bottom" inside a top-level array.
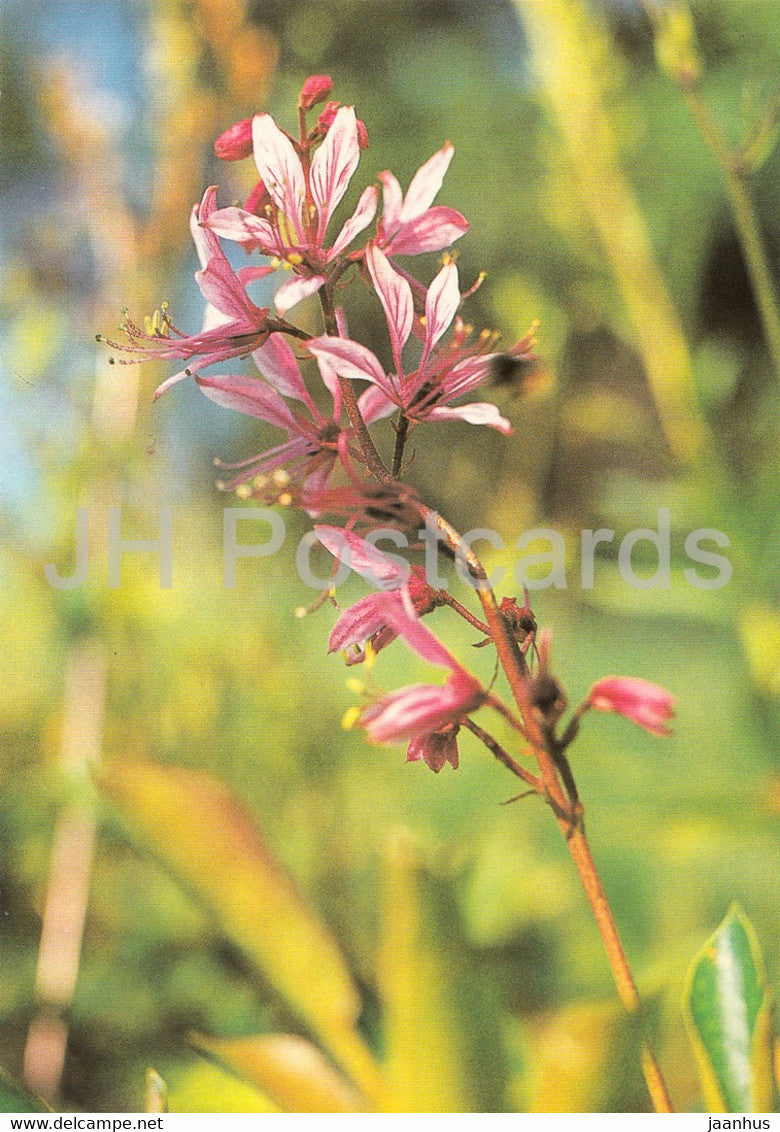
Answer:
[
  {"left": 378, "top": 831, "right": 508, "bottom": 1113},
  {"left": 685, "top": 904, "right": 775, "bottom": 1112},
  {"left": 191, "top": 1033, "right": 363, "bottom": 1113},
  {"left": 0, "top": 1067, "right": 49, "bottom": 1113},
  {"left": 97, "top": 757, "right": 383, "bottom": 1108}
]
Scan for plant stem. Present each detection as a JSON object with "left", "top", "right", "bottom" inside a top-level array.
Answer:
[
  {"left": 327, "top": 274, "right": 674, "bottom": 1109},
  {"left": 414, "top": 502, "right": 674, "bottom": 1113},
  {"left": 680, "top": 82, "right": 780, "bottom": 381},
  {"left": 462, "top": 717, "right": 543, "bottom": 792},
  {"left": 319, "top": 285, "right": 390, "bottom": 481},
  {"left": 391, "top": 414, "right": 410, "bottom": 478},
  {"left": 441, "top": 593, "right": 490, "bottom": 636}
]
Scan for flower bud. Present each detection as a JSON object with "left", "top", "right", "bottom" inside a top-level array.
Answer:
[
  {"left": 588, "top": 677, "right": 675, "bottom": 737},
  {"left": 299, "top": 74, "right": 333, "bottom": 110},
  {"left": 316, "top": 100, "right": 340, "bottom": 131},
  {"left": 244, "top": 178, "right": 272, "bottom": 215},
  {"left": 214, "top": 118, "right": 254, "bottom": 161},
  {"left": 356, "top": 118, "right": 369, "bottom": 149}
]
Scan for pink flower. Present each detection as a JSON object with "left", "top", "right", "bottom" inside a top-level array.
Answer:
[
  {"left": 588, "top": 677, "right": 676, "bottom": 738},
  {"left": 377, "top": 143, "right": 468, "bottom": 256},
  {"left": 202, "top": 106, "right": 378, "bottom": 314},
  {"left": 194, "top": 333, "right": 384, "bottom": 501},
  {"left": 99, "top": 186, "right": 275, "bottom": 398},
  {"left": 355, "top": 591, "right": 484, "bottom": 759},
  {"left": 314, "top": 526, "right": 443, "bottom": 664},
  {"left": 307, "top": 243, "right": 523, "bottom": 434}
]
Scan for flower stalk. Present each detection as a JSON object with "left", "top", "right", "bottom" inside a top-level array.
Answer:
[{"left": 107, "top": 73, "right": 678, "bottom": 1113}]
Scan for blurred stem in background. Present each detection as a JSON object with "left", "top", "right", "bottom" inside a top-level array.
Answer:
[
  {"left": 22, "top": 0, "right": 278, "bottom": 1103},
  {"left": 513, "top": 0, "right": 710, "bottom": 471},
  {"left": 645, "top": 0, "right": 780, "bottom": 384}
]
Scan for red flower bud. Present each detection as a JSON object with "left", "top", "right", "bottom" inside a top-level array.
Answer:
[
  {"left": 214, "top": 118, "right": 254, "bottom": 161},
  {"left": 588, "top": 677, "right": 675, "bottom": 737},
  {"left": 316, "top": 100, "right": 340, "bottom": 131},
  {"left": 299, "top": 74, "right": 333, "bottom": 110},
  {"left": 244, "top": 178, "right": 271, "bottom": 215}
]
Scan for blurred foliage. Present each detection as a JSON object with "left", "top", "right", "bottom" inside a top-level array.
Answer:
[{"left": 0, "top": 0, "right": 777, "bottom": 1113}]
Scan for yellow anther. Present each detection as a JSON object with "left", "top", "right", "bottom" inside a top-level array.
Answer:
[
  {"left": 364, "top": 639, "right": 377, "bottom": 669},
  {"left": 341, "top": 705, "right": 362, "bottom": 731},
  {"left": 293, "top": 606, "right": 308, "bottom": 618},
  {"left": 253, "top": 473, "right": 268, "bottom": 490},
  {"left": 278, "top": 492, "right": 293, "bottom": 507},
  {"left": 271, "top": 468, "right": 290, "bottom": 487},
  {"left": 286, "top": 253, "right": 304, "bottom": 266},
  {"left": 346, "top": 678, "right": 366, "bottom": 695},
  {"left": 235, "top": 483, "right": 252, "bottom": 499},
  {"left": 269, "top": 257, "right": 282, "bottom": 269}
]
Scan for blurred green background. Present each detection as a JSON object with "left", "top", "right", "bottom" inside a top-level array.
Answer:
[{"left": 0, "top": 0, "right": 777, "bottom": 1113}]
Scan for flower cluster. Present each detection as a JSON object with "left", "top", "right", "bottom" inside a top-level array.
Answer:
[{"left": 101, "top": 76, "right": 675, "bottom": 784}]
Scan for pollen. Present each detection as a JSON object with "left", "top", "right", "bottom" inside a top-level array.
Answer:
[
  {"left": 235, "top": 483, "right": 252, "bottom": 499},
  {"left": 253, "top": 473, "right": 268, "bottom": 490},
  {"left": 278, "top": 492, "right": 293, "bottom": 507},
  {"left": 341, "top": 705, "right": 362, "bottom": 731},
  {"left": 271, "top": 469, "right": 290, "bottom": 487}
]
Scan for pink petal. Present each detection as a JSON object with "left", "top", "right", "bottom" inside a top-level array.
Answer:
[
  {"left": 195, "top": 261, "right": 255, "bottom": 323},
  {"left": 361, "top": 673, "right": 480, "bottom": 744},
  {"left": 307, "top": 336, "right": 391, "bottom": 392},
  {"left": 274, "top": 274, "right": 326, "bottom": 315},
  {"left": 378, "top": 170, "right": 403, "bottom": 232},
  {"left": 360, "top": 682, "right": 462, "bottom": 743},
  {"left": 190, "top": 187, "right": 220, "bottom": 269},
  {"left": 237, "top": 265, "right": 277, "bottom": 286},
  {"left": 400, "top": 142, "right": 454, "bottom": 222},
  {"left": 328, "top": 184, "right": 378, "bottom": 259},
  {"left": 314, "top": 526, "right": 406, "bottom": 586},
  {"left": 310, "top": 106, "right": 360, "bottom": 243},
  {"left": 358, "top": 384, "right": 397, "bottom": 424},
  {"left": 425, "top": 403, "right": 513, "bottom": 434},
  {"left": 252, "top": 113, "right": 306, "bottom": 241},
  {"left": 421, "top": 260, "right": 460, "bottom": 365},
  {"left": 328, "top": 592, "right": 400, "bottom": 654},
  {"left": 195, "top": 373, "right": 296, "bottom": 429},
  {"left": 366, "top": 244, "right": 413, "bottom": 375},
  {"left": 379, "top": 590, "right": 461, "bottom": 671},
  {"left": 387, "top": 207, "right": 469, "bottom": 256},
  {"left": 203, "top": 206, "right": 282, "bottom": 255},
  {"left": 252, "top": 333, "right": 309, "bottom": 402}
]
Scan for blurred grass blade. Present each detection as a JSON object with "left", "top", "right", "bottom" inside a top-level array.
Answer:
[
  {"left": 528, "top": 1002, "right": 649, "bottom": 1112},
  {"left": 98, "top": 757, "right": 383, "bottom": 1106},
  {"left": 145, "top": 1068, "right": 168, "bottom": 1113},
  {"left": 165, "top": 1059, "right": 278, "bottom": 1113},
  {"left": 192, "top": 1033, "right": 363, "bottom": 1112},
  {"left": 378, "top": 831, "right": 507, "bottom": 1113},
  {"left": 685, "top": 905, "right": 775, "bottom": 1112},
  {"left": 0, "top": 1067, "right": 48, "bottom": 1113}
]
